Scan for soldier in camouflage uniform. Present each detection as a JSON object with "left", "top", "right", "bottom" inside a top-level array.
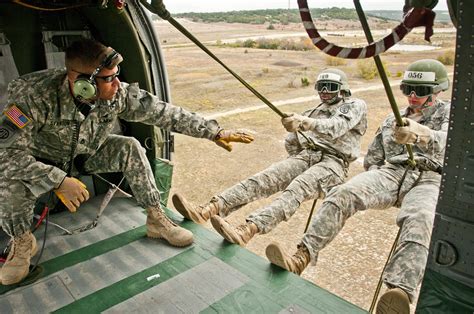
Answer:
[
  {"left": 173, "top": 69, "right": 367, "bottom": 247},
  {"left": 0, "top": 38, "right": 253, "bottom": 285},
  {"left": 265, "top": 59, "right": 450, "bottom": 314}
]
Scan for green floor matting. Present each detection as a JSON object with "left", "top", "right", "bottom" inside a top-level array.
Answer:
[{"left": 0, "top": 200, "right": 365, "bottom": 313}]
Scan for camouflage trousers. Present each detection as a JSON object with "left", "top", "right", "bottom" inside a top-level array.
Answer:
[
  {"left": 301, "top": 164, "right": 440, "bottom": 301},
  {"left": 0, "top": 134, "right": 161, "bottom": 236},
  {"left": 216, "top": 149, "right": 346, "bottom": 234}
]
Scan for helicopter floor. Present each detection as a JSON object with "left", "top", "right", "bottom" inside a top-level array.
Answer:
[{"left": 0, "top": 197, "right": 365, "bottom": 313}]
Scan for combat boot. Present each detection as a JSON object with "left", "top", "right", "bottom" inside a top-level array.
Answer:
[
  {"left": 265, "top": 242, "right": 310, "bottom": 275},
  {"left": 376, "top": 288, "right": 410, "bottom": 314},
  {"left": 210, "top": 215, "right": 258, "bottom": 246},
  {"left": 1, "top": 231, "right": 38, "bottom": 285},
  {"left": 146, "top": 205, "right": 193, "bottom": 247},
  {"left": 172, "top": 193, "right": 220, "bottom": 224}
]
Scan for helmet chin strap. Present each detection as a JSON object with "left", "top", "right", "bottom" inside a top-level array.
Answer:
[
  {"left": 323, "top": 93, "right": 341, "bottom": 105},
  {"left": 410, "top": 94, "right": 433, "bottom": 112}
]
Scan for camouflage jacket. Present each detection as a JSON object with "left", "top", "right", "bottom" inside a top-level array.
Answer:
[
  {"left": 284, "top": 98, "right": 367, "bottom": 163},
  {"left": 0, "top": 68, "right": 221, "bottom": 197},
  {"left": 363, "top": 99, "right": 450, "bottom": 171}
]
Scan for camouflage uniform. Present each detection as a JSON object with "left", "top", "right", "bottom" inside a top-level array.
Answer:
[
  {"left": 0, "top": 68, "right": 221, "bottom": 236},
  {"left": 302, "top": 100, "right": 450, "bottom": 301},
  {"left": 214, "top": 98, "right": 367, "bottom": 233}
]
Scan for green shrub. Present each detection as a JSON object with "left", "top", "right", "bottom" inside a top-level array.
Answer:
[
  {"left": 301, "top": 77, "right": 310, "bottom": 87},
  {"left": 325, "top": 56, "right": 347, "bottom": 66},
  {"left": 267, "top": 23, "right": 275, "bottom": 30},
  {"left": 356, "top": 60, "right": 391, "bottom": 80},
  {"left": 243, "top": 39, "right": 257, "bottom": 48},
  {"left": 437, "top": 50, "right": 455, "bottom": 65}
]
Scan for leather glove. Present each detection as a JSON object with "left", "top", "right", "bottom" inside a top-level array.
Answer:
[
  {"left": 281, "top": 113, "right": 316, "bottom": 132},
  {"left": 54, "top": 177, "right": 90, "bottom": 213},
  {"left": 214, "top": 129, "right": 254, "bottom": 152},
  {"left": 393, "top": 118, "right": 432, "bottom": 145}
]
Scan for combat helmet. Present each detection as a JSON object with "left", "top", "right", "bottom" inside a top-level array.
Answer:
[
  {"left": 316, "top": 68, "right": 351, "bottom": 96},
  {"left": 401, "top": 59, "right": 449, "bottom": 97}
]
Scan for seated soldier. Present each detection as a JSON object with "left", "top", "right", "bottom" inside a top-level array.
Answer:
[
  {"left": 173, "top": 69, "right": 367, "bottom": 246},
  {"left": 265, "top": 59, "right": 450, "bottom": 314},
  {"left": 0, "top": 38, "right": 253, "bottom": 285}
]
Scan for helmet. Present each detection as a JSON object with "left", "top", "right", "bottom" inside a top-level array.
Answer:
[
  {"left": 316, "top": 68, "right": 351, "bottom": 96},
  {"left": 401, "top": 59, "right": 449, "bottom": 93}
]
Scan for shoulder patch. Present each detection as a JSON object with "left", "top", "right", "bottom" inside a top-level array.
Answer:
[
  {"left": 339, "top": 104, "right": 350, "bottom": 114},
  {"left": 0, "top": 122, "right": 19, "bottom": 148},
  {"left": 4, "top": 105, "right": 30, "bottom": 129}
]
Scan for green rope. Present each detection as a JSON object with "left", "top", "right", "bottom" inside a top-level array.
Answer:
[
  {"left": 304, "top": 199, "right": 318, "bottom": 233},
  {"left": 354, "top": 0, "right": 416, "bottom": 167}
]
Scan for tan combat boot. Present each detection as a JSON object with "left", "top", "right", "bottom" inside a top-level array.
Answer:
[
  {"left": 376, "top": 288, "right": 410, "bottom": 314},
  {"left": 210, "top": 215, "right": 258, "bottom": 246},
  {"left": 1, "top": 231, "right": 38, "bottom": 285},
  {"left": 172, "top": 193, "right": 220, "bottom": 224},
  {"left": 265, "top": 242, "right": 310, "bottom": 275},
  {"left": 146, "top": 205, "right": 194, "bottom": 247}
]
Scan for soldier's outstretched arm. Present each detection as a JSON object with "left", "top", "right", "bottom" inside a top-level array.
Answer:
[{"left": 117, "top": 83, "right": 254, "bottom": 150}]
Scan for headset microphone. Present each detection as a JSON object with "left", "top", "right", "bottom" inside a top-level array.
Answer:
[{"left": 72, "top": 49, "right": 122, "bottom": 101}]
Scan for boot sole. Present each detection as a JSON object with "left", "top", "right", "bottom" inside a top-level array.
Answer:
[
  {"left": 146, "top": 231, "right": 193, "bottom": 247},
  {"left": 172, "top": 194, "right": 206, "bottom": 224},
  {"left": 210, "top": 216, "right": 243, "bottom": 246},
  {"left": 376, "top": 288, "right": 410, "bottom": 314},
  {"left": 265, "top": 243, "right": 290, "bottom": 271}
]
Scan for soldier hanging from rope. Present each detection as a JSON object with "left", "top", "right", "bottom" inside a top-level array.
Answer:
[
  {"left": 265, "top": 59, "right": 450, "bottom": 314},
  {"left": 172, "top": 69, "right": 367, "bottom": 246}
]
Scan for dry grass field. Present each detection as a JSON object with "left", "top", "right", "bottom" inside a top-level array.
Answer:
[{"left": 156, "top": 18, "right": 455, "bottom": 311}]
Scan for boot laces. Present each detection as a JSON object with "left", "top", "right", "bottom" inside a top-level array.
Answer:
[
  {"left": 153, "top": 209, "right": 177, "bottom": 228},
  {"left": 200, "top": 202, "right": 218, "bottom": 220},
  {"left": 235, "top": 223, "right": 250, "bottom": 234},
  {"left": 294, "top": 246, "right": 310, "bottom": 269},
  {"left": 8, "top": 234, "right": 32, "bottom": 261}
]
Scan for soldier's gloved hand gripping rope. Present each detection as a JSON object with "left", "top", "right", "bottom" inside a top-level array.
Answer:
[{"left": 393, "top": 117, "right": 432, "bottom": 145}]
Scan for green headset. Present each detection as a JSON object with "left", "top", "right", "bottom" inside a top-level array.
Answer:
[{"left": 72, "top": 49, "right": 121, "bottom": 100}]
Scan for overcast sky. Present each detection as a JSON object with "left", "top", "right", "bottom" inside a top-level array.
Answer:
[{"left": 165, "top": 0, "right": 448, "bottom": 13}]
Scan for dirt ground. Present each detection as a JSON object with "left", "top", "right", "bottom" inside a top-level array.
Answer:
[{"left": 157, "top": 18, "right": 455, "bottom": 311}]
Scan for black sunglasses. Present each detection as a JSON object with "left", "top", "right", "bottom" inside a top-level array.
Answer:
[
  {"left": 400, "top": 83, "right": 434, "bottom": 98},
  {"left": 316, "top": 81, "right": 341, "bottom": 93},
  {"left": 96, "top": 65, "right": 121, "bottom": 83}
]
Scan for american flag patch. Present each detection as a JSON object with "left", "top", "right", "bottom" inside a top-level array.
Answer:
[{"left": 5, "top": 105, "right": 30, "bottom": 129}]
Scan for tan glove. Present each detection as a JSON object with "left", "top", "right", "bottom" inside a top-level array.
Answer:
[
  {"left": 393, "top": 118, "right": 432, "bottom": 145},
  {"left": 54, "top": 177, "right": 90, "bottom": 213},
  {"left": 281, "top": 113, "right": 316, "bottom": 132},
  {"left": 214, "top": 129, "right": 254, "bottom": 152}
]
